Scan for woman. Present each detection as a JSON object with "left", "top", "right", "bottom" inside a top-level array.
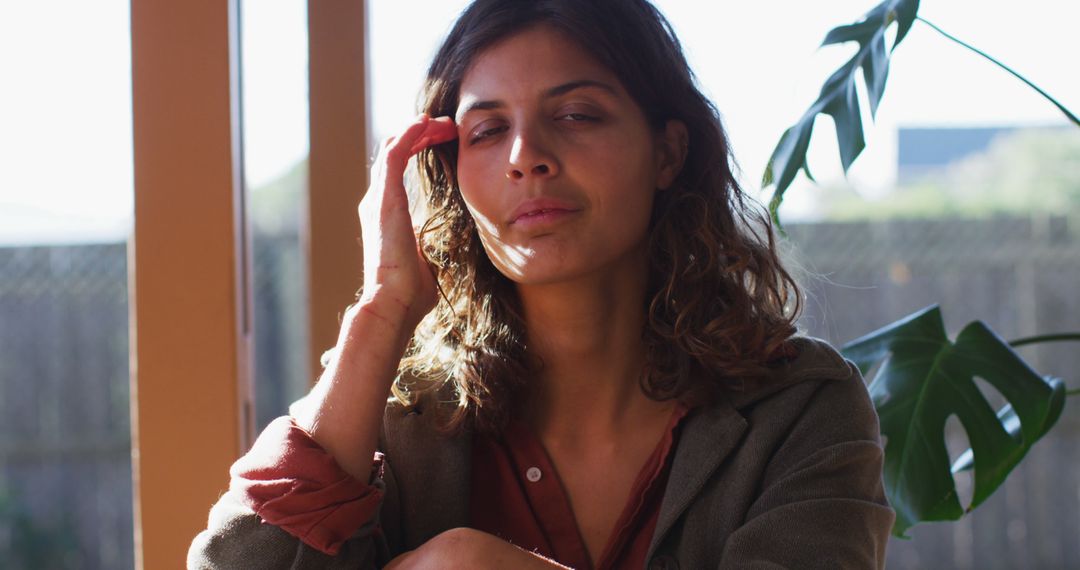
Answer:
[{"left": 189, "top": 0, "right": 894, "bottom": 568}]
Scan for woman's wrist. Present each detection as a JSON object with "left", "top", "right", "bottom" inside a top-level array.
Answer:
[
  {"left": 343, "top": 293, "right": 421, "bottom": 351},
  {"left": 357, "top": 283, "right": 430, "bottom": 329}
]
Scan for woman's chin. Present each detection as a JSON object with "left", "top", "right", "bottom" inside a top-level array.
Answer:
[
  {"left": 494, "top": 255, "right": 646, "bottom": 290},
  {"left": 482, "top": 236, "right": 649, "bottom": 288},
  {"left": 494, "top": 263, "right": 587, "bottom": 287}
]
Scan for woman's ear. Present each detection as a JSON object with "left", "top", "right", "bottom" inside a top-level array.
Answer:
[{"left": 655, "top": 120, "right": 688, "bottom": 191}]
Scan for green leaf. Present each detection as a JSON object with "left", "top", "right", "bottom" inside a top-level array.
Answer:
[
  {"left": 762, "top": 0, "right": 920, "bottom": 225},
  {"left": 841, "top": 306, "right": 1066, "bottom": 538}
]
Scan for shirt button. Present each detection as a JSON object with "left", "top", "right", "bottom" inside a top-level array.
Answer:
[{"left": 526, "top": 467, "right": 542, "bottom": 482}]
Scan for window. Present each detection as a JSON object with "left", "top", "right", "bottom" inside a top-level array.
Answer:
[{"left": 0, "top": 2, "right": 135, "bottom": 568}]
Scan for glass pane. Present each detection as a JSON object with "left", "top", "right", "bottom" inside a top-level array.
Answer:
[
  {"left": 240, "top": 0, "right": 312, "bottom": 432},
  {"left": 0, "top": 2, "right": 134, "bottom": 568},
  {"left": 368, "top": 0, "right": 472, "bottom": 142}
]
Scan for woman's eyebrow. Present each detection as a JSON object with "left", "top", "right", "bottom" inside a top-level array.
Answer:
[
  {"left": 545, "top": 79, "right": 618, "bottom": 98},
  {"left": 456, "top": 80, "right": 619, "bottom": 122},
  {"left": 456, "top": 99, "right": 503, "bottom": 122}
]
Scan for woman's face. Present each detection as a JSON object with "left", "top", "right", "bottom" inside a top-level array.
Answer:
[{"left": 454, "top": 25, "right": 684, "bottom": 286}]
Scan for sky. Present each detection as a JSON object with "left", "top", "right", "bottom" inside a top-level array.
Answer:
[{"left": 1, "top": 0, "right": 1077, "bottom": 244}]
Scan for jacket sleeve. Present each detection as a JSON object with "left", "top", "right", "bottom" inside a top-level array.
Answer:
[
  {"left": 719, "top": 366, "right": 896, "bottom": 569},
  {"left": 187, "top": 416, "right": 394, "bottom": 569}
]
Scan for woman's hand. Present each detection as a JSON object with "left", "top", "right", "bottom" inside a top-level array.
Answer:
[
  {"left": 384, "top": 528, "right": 572, "bottom": 570},
  {"left": 288, "top": 115, "right": 455, "bottom": 480},
  {"left": 358, "top": 114, "right": 457, "bottom": 329}
]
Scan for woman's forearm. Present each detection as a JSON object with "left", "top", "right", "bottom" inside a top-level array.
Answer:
[{"left": 290, "top": 295, "right": 416, "bottom": 481}]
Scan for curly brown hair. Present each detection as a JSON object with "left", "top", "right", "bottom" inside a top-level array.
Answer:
[{"left": 394, "top": 0, "right": 800, "bottom": 434}]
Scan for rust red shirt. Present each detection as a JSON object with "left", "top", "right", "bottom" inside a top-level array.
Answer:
[
  {"left": 231, "top": 405, "right": 688, "bottom": 569},
  {"left": 471, "top": 404, "right": 689, "bottom": 569}
]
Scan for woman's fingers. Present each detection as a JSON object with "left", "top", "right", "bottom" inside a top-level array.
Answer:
[
  {"left": 376, "top": 114, "right": 459, "bottom": 191},
  {"left": 383, "top": 114, "right": 431, "bottom": 166},
  {"left": 356, "top": 114, "right": 452, "bottom": 325},
  {"left": 409, "top": 116, "right": 458, "bottom": 155},
  {"left": 365, "top": 115, "right": 432, "bottom": 211},
  {"left": 427, "top": 115, "right": 458, "bottom": 142}
]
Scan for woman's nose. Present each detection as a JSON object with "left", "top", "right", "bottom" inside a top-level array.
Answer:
[{"left": 506, "top": 129, "right": 558, "bottom": 180}]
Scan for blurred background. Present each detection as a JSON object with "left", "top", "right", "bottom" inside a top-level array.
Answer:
[{"left": 0, "top": 0, "right": 1077, "bottom": 567}]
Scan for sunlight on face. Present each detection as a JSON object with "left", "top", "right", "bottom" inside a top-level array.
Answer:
[
  {"left": 468, "top": 206, "right": 531, "bottom": 273},
  {"left": 454, "top": 25, "right": 674, "bottom": 287}
]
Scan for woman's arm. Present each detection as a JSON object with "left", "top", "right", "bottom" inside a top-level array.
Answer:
[
  {"left": 291, "top": 114, "right": 458, "bottom": 481},
  {"left": 188, "top": 115, "right": 458, "bottom": 569}
]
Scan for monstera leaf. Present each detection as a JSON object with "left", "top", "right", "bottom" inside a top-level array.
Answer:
[
  {"left": 841, "top": 306, "right": 1065, "bottom": 538},
  {"left": 762, "top": 0, "right": 919, "bottom": 224}
]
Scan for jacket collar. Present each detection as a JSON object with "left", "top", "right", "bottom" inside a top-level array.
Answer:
[
  {"left": 727, "top": 336, "right": 855, "bottom": 410},
  {"left": 646, "top": 336, "right": 854, "bottom": 560}
]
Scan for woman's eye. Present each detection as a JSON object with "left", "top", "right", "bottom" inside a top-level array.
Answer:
[
  {"left": 468, "top": 124, "right": 507, "bottom": 145},
  {"left": 558, "top": 112, "right": 596, "bottom": 122}
]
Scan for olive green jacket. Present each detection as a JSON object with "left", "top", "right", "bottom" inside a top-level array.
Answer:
[{"left": 189, "top": 337, "right": 895, "bottom": 569}]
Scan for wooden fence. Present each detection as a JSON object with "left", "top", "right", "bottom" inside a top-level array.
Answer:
[
  {"left": 0, "top": 243, "right": 131, "bottom": 569},
  {"left": 788, "top": 215, "right": 1080, "bottom": 569}
]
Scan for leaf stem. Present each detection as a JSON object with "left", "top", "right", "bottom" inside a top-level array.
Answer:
[
  {"left": 916, "top": 16, "right": 1079, "bottom": 128},
  {"left": 1009, "top": 333, "right": 1080, "bottom": 348},
  {"left": 1008, "top": 333, "right": 1080, "bottom": 397}
]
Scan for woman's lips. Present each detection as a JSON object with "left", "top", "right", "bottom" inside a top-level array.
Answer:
[
  {"left": 511, "top": 208, "right": 580, "bottom": 229},
  {"left": 509, "top": 199, "right": 582, "bottom": 230}
]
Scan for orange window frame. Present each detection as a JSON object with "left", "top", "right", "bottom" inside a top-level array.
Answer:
[{"left": 129, "top": 0, "right": 368, "bottom": 566}]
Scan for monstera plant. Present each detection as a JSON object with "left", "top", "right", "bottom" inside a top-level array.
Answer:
[
  {"left": 844, "top": 307, "right": 1070, "bottom": 537},
  {"left": 763, "top": 0, "right": 1080, "bottom": 537}
]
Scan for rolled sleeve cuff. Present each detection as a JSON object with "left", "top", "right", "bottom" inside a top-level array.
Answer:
[{"left": 228, "top": 416, "right": 385, "bottom": 555}]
